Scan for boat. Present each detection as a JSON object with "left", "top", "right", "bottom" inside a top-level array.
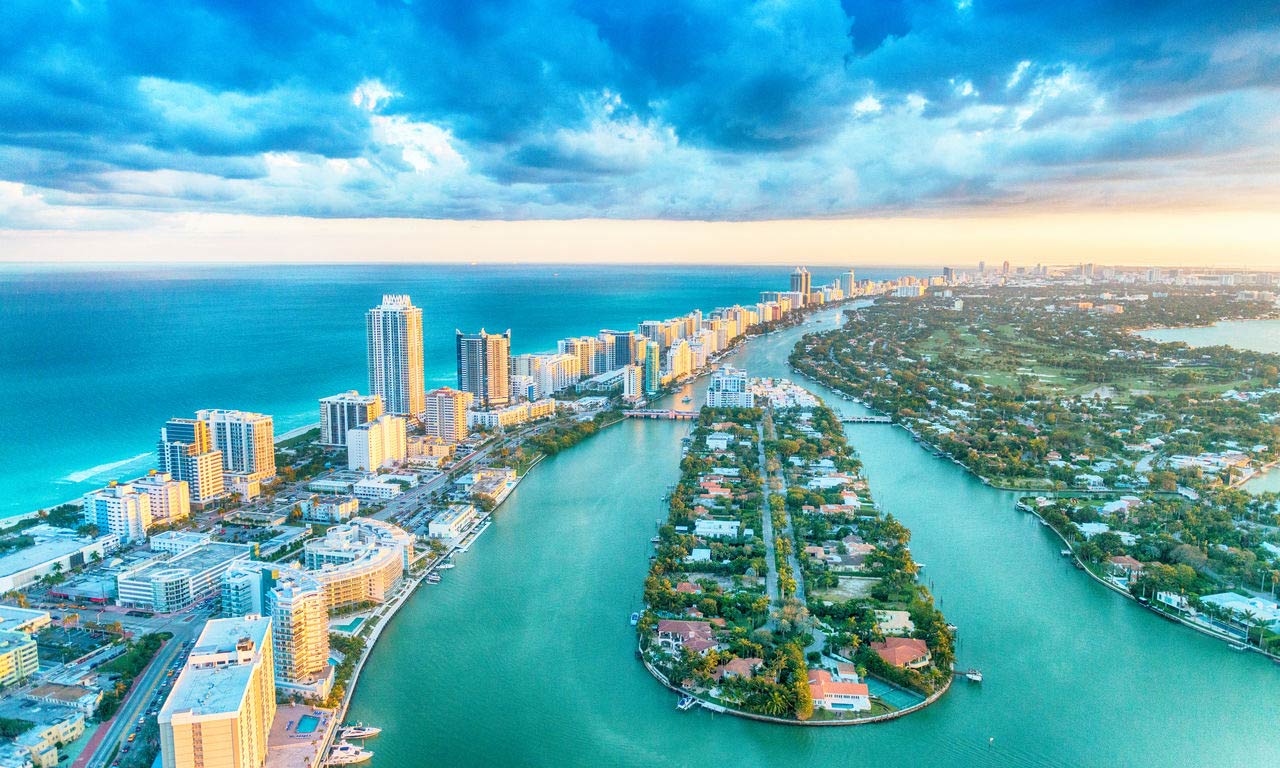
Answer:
[
  {"left": 1060, "top": 549, "right": 1072, "bottom": 557},
  {"left": 437, "top": 562, "right": 455, "bottom": 570},
  {"left": 325, "top": 742, "right": 373, "bottom": 765},
  {"left": 1230, "top": 643, "right": 1248, "bottom": 652},
  {"left": 425, "top": 573, "right": 442, "bottom": 584},
  {"left": 676, "top": 695, "right": 697, "bottom": 711},
  {"left": 340, "top": 724, "right": 382, "bottom": 739},
  {"left": 681, "top": 396, "right": 692, "bottom": 404},
  {"left": 629, "top": 612, "right": 640, "bottom": 626},
  {"left": 965, "top": 669, "right": 983, "bottom": 683}
]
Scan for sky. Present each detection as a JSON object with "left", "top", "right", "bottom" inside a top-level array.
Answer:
[{"left": 1, "top": 1, "right": 1278, "bottom": 266}]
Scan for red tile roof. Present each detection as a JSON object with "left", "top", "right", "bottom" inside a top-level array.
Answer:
[{"left": 870, "top": 637, "right": 930, "bottom": 667}]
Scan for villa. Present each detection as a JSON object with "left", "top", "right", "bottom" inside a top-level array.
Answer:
[
  {"left": 871, "top": 637, "right": 931, "bottom": 669},
  {"left": 807, "top": 669, "right": 871, "bottom": 712},
  {"left": 655, "top": 620, "right": 719, "bottom": 654},
  {"left": 712, "top": 657, "right": 763, "bottom": 682}
]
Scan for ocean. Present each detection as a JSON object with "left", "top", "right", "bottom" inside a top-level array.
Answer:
[{"left": 0, "top": 263, "right": 919, "bottom": 519}]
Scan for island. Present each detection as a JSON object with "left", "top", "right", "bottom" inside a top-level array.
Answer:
[{"left": 638, "top": 378, "right": 954, "bottom": 723}]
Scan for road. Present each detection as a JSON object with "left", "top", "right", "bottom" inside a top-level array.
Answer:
[
  {"left": 81, "top": 609, "right": 209, "bottom": 768},
  {"left": 755, "top": 425, "right": 781, "bottom": 615}
]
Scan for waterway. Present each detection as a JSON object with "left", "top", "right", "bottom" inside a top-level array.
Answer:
[{"left": 348, "top": 307, "right": 1279, "bottom": 767}]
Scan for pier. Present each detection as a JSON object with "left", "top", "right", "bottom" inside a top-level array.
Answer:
[{"left": 624, "top": 409, "right": 699, "bottom": 420}]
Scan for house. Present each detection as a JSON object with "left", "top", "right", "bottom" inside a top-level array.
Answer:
[
  {"left": 655, "top": 620, "right": 719, "bottom": 654},
  {"left": 693, "top": 519, "right": 740, "bottom": 539},
  {"left": 686, "top": 548, "right": 712, "bottom": 563},
  {"left": 874, "top": 609, "right": 915, "bottom": 636},
  {"left": 706, "top": 432, "right": 734, "bottom": 451},
  {"left": 803, "top": 545, "right": 827, "bottom": 559},
  {"left": 807, "top": 669, "right": 871, "bottom": 712},
  {"left": 833, "top": 662, "right": 860, "bottom": 683},
  {"left": 1107, "top": 555, "right": 1145, "bottom": 583},
  {"left": 871, "top": 637, "right": 931, "bottom": 669},
  {"left": 675, "top": 581, "right": 703, "bottom": 595},
  {"left": 712, "top": 657, "right": 763, "bottom": 682}
]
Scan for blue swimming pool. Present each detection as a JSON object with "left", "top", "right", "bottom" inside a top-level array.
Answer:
[
  {"left": 336, "top": 616, "right": 365, "bottom": 633},
  {"left": 296, "top": 715, "right": 321, "bottom": 734}
]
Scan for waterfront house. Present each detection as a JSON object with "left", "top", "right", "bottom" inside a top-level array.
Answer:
[
  {"left": 694, "top": 519, "right": 741, "bottom": 539},
  {"left": 1106, "top": 555, "right": 1145, "bottom": 583},
  {"left": 874, "top": 609, "right": 916, "bottom": 636},
  {"left": 807, "top": 669, "right": 871, "bottom": 712},
  {"left": 871, "top": 637, "right": 931, "bottom": 669},
  {"left": 712, "top": 657, "right": 763, "bottom": 682},
  {"left": 833, "top": 663, "right": 860, "bottom": 683},
  {"left": 675, "top": 581, "right": 703, "bottom": 595},
  {"left": 706, "top": 432, "right": 735, "bottom": 451},
  {"left": 655, "top": 620, "right": 719, "bottom": 654}
]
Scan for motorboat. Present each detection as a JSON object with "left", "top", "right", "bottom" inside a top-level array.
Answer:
[
  {"left": 629, "top": 612, "right": 640, "bottom": 626},
  {"left": 340, "top": 724, "right": 382, "bottom": 740},
  {"left": 326, "top": 742, "right": 373, "bottom": 765},
  {"left": 676, "top": 696, "right": 697, "bottom": 711},
  {"left": 965, "top": 670, "right": 983, "bottom": 683}
]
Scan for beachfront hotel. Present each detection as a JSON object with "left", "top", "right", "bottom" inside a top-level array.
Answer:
[
  {"left": 131, "top": 470, "right": 191, "bottom": 524},
  {"left": 422, "top": 386, "right": 473, "bottom": 443},
  {"left": 345, "top": 414, "right": 408, "bottom": 471},
  {"left": 81, "top": 482, "right": 152, "bottom": 544},
  {"left": 159, "top": 616, "right": 276, "bottom": 768},
  {"left": 366, "top": 294, "right": 425, "bottom": 417},
  {"left": 318, "top": 390, "right": 384, "bottom": 446},
  {"left": 158, "top": 418, "right": 227, "bottom": 505},
  {"left": 456, "top": 328, "right": 512, "bottom": 408},
  {"left": 196, "top": 409, "right": 277, "bottom": 481}
]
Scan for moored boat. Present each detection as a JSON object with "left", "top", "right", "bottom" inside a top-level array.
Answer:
[
  {"left": 326, "top": 742, "right": 374, "bottom": 765},
  {"left": 340, "top": 724, "right": 382, "bottom": 739},
  {"left": 965, "top": 669, "right": 983, "bottom": 683},
  {"left": 629, "top": 612, "right": 640, "bottom": 626},
  {"left": 676, "top": 695, "right": 697, "bottom": 711}
]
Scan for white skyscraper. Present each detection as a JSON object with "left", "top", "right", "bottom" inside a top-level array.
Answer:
[
  {"left": 196, "top": 409, "right": 276, "bottom": 481},
  {"left": 706, "top": 366, "right": 754, "bottom": 408},
  {"left": 367, "top": 295, "right": 426, "bottom": 417},
  {"left": 319, "top": 391, "right": 384, "bottom": 446},
  {"left": 346, "top": 414, "right": 408, "bottom": 471},
  {"left": 82, "top": 483, "right": 152, "bottom": 543}
]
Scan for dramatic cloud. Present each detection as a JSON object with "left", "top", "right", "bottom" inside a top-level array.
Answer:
[{"left": 1, "top": 0, "right": 1278, "bottom": 227}]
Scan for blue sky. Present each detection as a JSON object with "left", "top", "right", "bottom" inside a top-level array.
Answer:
[{"left": 1, "top": 0, "right": 1278, "bottom": 229}]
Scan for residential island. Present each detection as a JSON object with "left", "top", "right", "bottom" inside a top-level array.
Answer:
[
  {"left": 638, "top": 370, "right": 954, "bottom": 723},
  {"left": 789, "top": 270, "right": 1280, "bottom": 657}
]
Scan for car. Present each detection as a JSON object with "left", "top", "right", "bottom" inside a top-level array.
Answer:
[{"left": 127, "top": 734, "right": 136, "bottom": 742}]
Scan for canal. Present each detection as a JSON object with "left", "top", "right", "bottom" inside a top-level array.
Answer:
[{"left": 348, "top": 307, "right": 1279, "bottom": 767}]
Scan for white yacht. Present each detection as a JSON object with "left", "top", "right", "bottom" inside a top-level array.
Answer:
[{"left": 326, "top": 742, "right": 374, "bottom": 765}]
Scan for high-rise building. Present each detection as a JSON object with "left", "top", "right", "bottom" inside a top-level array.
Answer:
[
  {"left": 790, "top": 267, "right": 812, "bottom": 302},
  {"left": 158, "top": 419, "right": 226, "bottom": 506},
  {"left": 0, "top": 631, "right": 38, "bottom": 687},
  {"left": 598, "top": 330, "right": 636, "bottom": 370},
  {"left": 82, "top": 483, "right": 152, "bottom": 543},
  {"left": 319, "top": 391, "right": 384, "bottom": 446},
  {"left": 346, "top": 414, "right": 408, "bottom": 471},
  {"left": 223, "top": 565, "right": 333, "bottom": 699},
  {"left": 131, "top": 471, "right": 191, "bottom": 524},
  {"left": 845, "top": 269, "right": 857, "bottom": 296},
  {"left": 196, "top": 409, "right": 276, "bottom": 481},
  {"left": 456, "top": 329, "right": 511, "bottom": 408},
  {"left": 622, "top": 365, "right": 645, "bottom": 401},
  {"left": 643, "top": 341, "right": 661, "bottom": 394},
  {"left": 423, "top": 387, "right": 473, "bottom": 443},
  {"left": 942, "top": 266, "right": 955, "bottom": 283},
  {"left": 367, "top": 295, "right": 425, "bottom": 417},
  {"left": 706, "top": 366, "right": 755, "bottom": 408},
  {"left": 159, "top": 616, "right": 275, "bottom": 768},
  {"left": 665, "top": 339, "right": 693, "bottom": 383}
]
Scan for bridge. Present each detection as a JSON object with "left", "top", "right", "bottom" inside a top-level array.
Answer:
[
  {"left": 840, "top": 415, "right": 893, "bottom": 424},
  {"left": 625, "top": 409, "right": 699, "bottom": 421}
]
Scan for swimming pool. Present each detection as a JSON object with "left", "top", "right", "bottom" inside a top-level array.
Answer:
[
  {"left": 335, "top": 616, "right": 365, "bottom": 633},
  {"left": 296, "top": 715, "right": 321, "bottom": 734}
]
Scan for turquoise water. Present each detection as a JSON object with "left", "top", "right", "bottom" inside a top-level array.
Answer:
[
  {"left": 1137, "top": 318, "right": 1280, "bottom": 355},
  {"left": 0, "top": 264, "right": 911, "bottom": 519},
  {"left": 335, "top": 617, "right": 366, "bottom": 633},
  {"left": 296, "top": 715, "right": 320, "bottom": 734},
  {"left": 347, "top": 306, "right": 1280, "bottom": 767}
]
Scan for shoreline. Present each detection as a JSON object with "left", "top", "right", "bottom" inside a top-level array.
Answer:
[
  {"left": 4, "top": 420, "right": 325, "bottom": 524},
  {"left": 639, "top": 641, "right": 953, "bottom": 726}
]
